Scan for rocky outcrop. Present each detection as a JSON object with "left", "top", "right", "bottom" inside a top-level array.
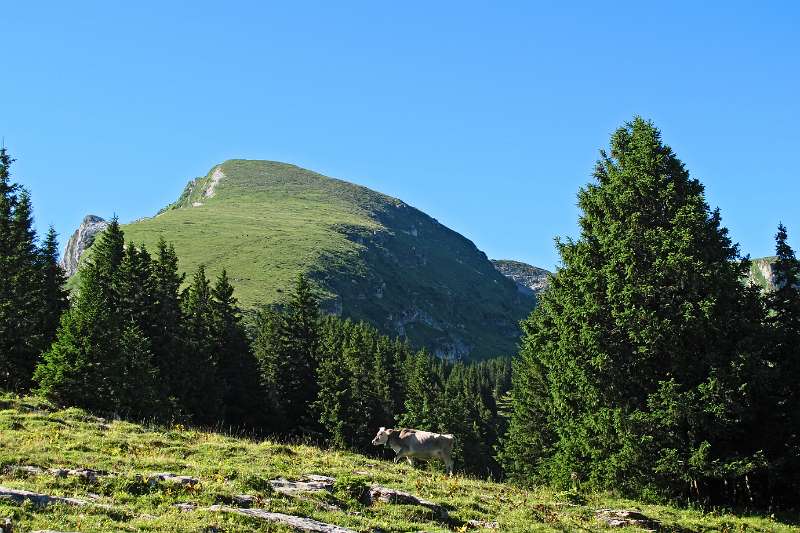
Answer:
[
  {"left": 491, "top": 259, "right": 551, "bottom": 296},
  {"left": 60, "top": 215, "right": 108, "bottom": 277},
  {"left": 367, "top": 485, "right": 447, "bottom": 519},
  {"left": 0, "top": 485, "right": 113, "bottom": 510},
  {"left": 594, "top": 509, "right": 659, "bottom": 531},
  {"left": 205, "top": 507, "right": 358, "bottom": 533},
  {"left": 270, "top": 474, "right": 335, "bottom": 495}
]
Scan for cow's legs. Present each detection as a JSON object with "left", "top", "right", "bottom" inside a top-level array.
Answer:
[
  {"left": 405, "top": 457, "right": 415, "bottom": 467},
  {"left": 444, "top": 456, "right": 454, "bottom": 475}
]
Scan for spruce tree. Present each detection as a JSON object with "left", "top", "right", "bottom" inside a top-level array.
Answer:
[
  {"left": 0, "top": 150, "right": 59, "bottom": 391},
  {"left": 119, "top": 242, "right": 155, "bottom": 331},
  {"left": 150, "top": 238, "right": 186, "bottom": 411},
  {"left": 761, "top": 224, "right": 800, "bottom": 501},
  {"left": 36, "top": 226, "right": 69, "bottom": 355},
  {"left": 1, "top": 191, "right": 41, "bottom": 390},
  {"left": 35, "top": 218, "right": 132, "bottom": 411},
  {"left": 181, "top": 265, "right": 223, "bottom": 424},
  {"left": 211, "top": 268, "right": 265, "bottom": 428},
  {"left": 258, "top": 274, "right": 321, "bottom": 434},
  {"left": 399, "top": 349, "right": 442, "bottom": 430},
  {"left": 315, "top": 317, "right": 352, "bottom": 447},
  {"left": 501, "top": 118, "right": 763, "bottom": 502}
]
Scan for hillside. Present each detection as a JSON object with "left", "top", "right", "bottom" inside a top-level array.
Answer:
[
  {"left": 0, "top": 395, "right": 794, "bottom": 532},
  {"left": 72, "top": 160, "right": 535, "bottom": 359}
]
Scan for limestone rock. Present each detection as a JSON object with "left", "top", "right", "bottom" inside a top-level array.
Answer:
[
  {"left": 207, "top": 506, "right": 357, "bottom": 533},
  {"left": 60, "top": 215, "right": 109, "bottom": 277},
  {"left": 148, "top": 472, "right": 199, "bottom": 487},
  {"left": 0, "top": 485, "right": 112, "bottom": 510},
  {"left": 367, "top": 485, "right": 447, "bottom": 519},
  {"left": 269, "top": 475, "right": 334, "bottom": 495},
  {"left": 595, "top": 509, "right": 659, "bottom": 531}
]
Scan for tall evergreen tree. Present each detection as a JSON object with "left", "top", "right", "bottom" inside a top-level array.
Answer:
[
  {"left": 759, "top": 224, "right": 800, "bottom": 501},
  {"left": 36, "top": 226, "right": 69, "bottom": 355},
  {"left": 255, "top": 274, "right": 321, "bottom": 434},
  {"left": 1, "top": 195, "right": 37, "bottom": 389},
  {"left": 181, "top": 265, "right": 223, "bottom": 424},
  {"left": 211, "top": 268, "right": 265, "bottom": 428},
  {"left": 119, "top": 242, "right": 155, "bottom": 331},
  {"left": 399, "top": 349, "right": 443, "bottom": 430},
  {"left": 0, "top": 150, "right": 61, "bottom": 391},
  {"left": 150, "top": 238, "right": 186, "bottom": 412},
  {"left": 501, "top": 118, "right": 765, "bottom": 503},
  {"left": 315, "top": 317, "right": 354, "bottom": 448},
  {"left": 35, "top": 218, "right": 144, "bottom": 412}
]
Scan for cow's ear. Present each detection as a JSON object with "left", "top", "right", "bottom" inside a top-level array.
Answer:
[{"left": 379, "top": 427, "right": 385, "bottom": 432}]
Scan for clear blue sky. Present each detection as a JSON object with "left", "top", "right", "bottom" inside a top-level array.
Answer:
[{"left": 3, "top": 1, "right": 798, "bottom": 270}]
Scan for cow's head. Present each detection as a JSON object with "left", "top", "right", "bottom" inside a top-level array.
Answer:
[{"left": 372, "top": 427, "right": 391, "bottom": 446}]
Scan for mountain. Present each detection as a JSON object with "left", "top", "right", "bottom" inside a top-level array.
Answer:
[
  {"left": 491, "top": 259, "right": 551, "bottom": 297},
  {"left": 67, "top": 160, "right": 537, "bottom": 359},
  {"left": 749, "top": 256, "right": 778, "bottom": 291}
]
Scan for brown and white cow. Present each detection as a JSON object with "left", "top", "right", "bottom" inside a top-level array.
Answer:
[{"left": 372, "top": 427, "right": 455, "bottom": 474}]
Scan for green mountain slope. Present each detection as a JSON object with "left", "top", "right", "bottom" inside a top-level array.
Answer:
[{"left": 113, "top": 160, "right": 534, "bottom": 359}]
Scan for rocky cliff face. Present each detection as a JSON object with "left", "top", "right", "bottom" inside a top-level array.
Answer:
[
  {"left": 491, "top": 259, "right": 551, "bottom": 296},
  {"left": 60, "top": 215, "right": 108, "bottom": 277}
]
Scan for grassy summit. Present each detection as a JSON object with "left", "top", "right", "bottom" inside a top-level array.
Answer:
[{"left": 117, "top": 160, "right": 534, "bottom": 359}]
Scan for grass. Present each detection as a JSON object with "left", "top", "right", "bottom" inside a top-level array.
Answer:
[
  {"left": 80, "top": 159, "right": 535, "bottom": 359},
  {"left": 1, "top": 394, "right": 797, "bottom": 532}
]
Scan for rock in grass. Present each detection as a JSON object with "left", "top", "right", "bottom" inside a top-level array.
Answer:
[
  {"left": 174, "top": 503, "right": 198, "bottom": 511},
  {"left": 595, "top": 509, "right": 659, "bottom": 531},
  {"left": 269, "top": 475, "right": 334, "bottom": 495},
  {"left": 466, "top": 519, "right": 499, "bottom": 529},
  {"left": 0, "top": 485, "right": 112, "bottom": 510},
  {"left": 148, "top": 472, "right": 199, "bottom": 487},
  {"left": 206, "top": 506, "right": 357, "bottom": 533},
  {"left": 232, "top": 494, "right": 256, "bottom": 508},
  {"left": 368, "top": 485, "right": 448, "bottom": 520},
  {"left": 3, "top": 465, "right": 110, "bottom": 482}
]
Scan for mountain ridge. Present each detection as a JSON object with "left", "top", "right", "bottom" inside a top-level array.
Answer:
[{"left": 68, "top": 160, "right": 538, "bottom": 359}]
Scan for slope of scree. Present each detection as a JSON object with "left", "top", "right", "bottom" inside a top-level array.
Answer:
[{"left": 107, "top": 160, "right": 535, "bottom": 359}]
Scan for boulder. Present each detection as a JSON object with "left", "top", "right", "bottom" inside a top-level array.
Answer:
[{"left": 367, "top": 485, "right": 447, "bottom": 519}]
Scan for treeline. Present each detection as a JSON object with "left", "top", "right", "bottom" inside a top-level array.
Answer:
[
  {"left": 0, "top": 148, "right": 510, "bottom": 475},
  {"left": 501, "top": 118, "right": 800, "bottom": 508}
]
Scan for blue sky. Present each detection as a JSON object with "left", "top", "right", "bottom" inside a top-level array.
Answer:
[{"left": 2, "top": 1, "right": 798, "bottom": 270}]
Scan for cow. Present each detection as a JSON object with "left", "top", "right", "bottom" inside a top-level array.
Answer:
[{"left": 372, "top": 427, "right": 455, "bottom": 474}]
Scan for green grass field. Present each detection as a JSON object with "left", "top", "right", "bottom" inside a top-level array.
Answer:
[{"left": 1, "top": 394, "right": 796, "bottom": 532}]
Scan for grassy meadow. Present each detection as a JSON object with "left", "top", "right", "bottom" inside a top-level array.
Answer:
[{"left": 0, "top": 394, "right": 796, "bottom": 532}]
